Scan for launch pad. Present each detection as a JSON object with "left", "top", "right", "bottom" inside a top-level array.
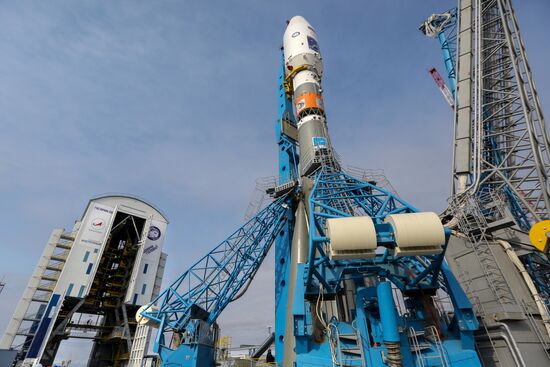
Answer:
[{"left": 2, "top": 2, "right": 550, "bottom": 367}]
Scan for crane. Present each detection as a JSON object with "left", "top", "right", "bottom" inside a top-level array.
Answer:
[
  {"left": 428, "top": 67, "right": 454, "bottom": 110},
  {"left": 137, "top": 16, "right": 484, "bottom": 367}
]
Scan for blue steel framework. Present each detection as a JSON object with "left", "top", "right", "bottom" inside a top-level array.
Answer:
[
  {"left": 140, "top": 50, "right": 484, "bottom": 367},
  {"left": 277, "top": 54, "right": 481, "bottom": 366},
  {"left": 286, "top": 167, "right": 480, "bottom": 366},
  {"left": 305, "top": 170, "right": 445, "bottom": 294},
  {"left": 274, "top": 52, "right": 299, "bottom": 363},
  {"left": 275, "top": 52, "right": 479, "bottom": 366},
  {"left": 422, "top": 9, "right": 458, "bottom": 97},
  {"left": 142, "top": 198, "right": 288, "bottom": 365}
]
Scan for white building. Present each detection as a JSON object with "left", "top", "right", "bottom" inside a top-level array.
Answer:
[{"left": 0, "top": 195, "right": 168, "bottom": 367}]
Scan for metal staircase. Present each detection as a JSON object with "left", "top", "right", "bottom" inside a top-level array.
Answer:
[
  {"left": 408, "top": 326, "right": 449, "bottom": 367},
  {"left": 519, "top": 299, "right": 550, "bottom": 358},
  {"left": 244, "top": 176, "right": 278, "bottom": 220},
  {"left": 452, "top": 192, "right": 518, "bottom": 315},
  {"left": 333, "top": 327, "right": 366, "bottom": 367},
  {"left": 344, "top": 166, "right": 398, "bottom": 195},
  {"left": 454, "top": 263, "right": 502, "bottom": 366}
]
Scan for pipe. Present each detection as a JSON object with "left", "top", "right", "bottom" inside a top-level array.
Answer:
[
  {"left": 377, "top": 282, "right": 402, "bottom": 366},
  {"left": 282, "top": 201, "right": 308, "bottom": 366},
  {"left": 377, "top": 282, "right": 400, "bottom": 342},
  {"left": 443, "top": 216, "right": 459, "bottom": 230},
  {"left": 497, "top": 240, "right": 550, "bottom": 338},
  {"left": 475, "top": 333, "right": 521, "bottom": 367},
  {"left": 251, "top": 332, "right": 275, "bottom": 359},
  {"left": 483, "top": 323, "right": 526, "bottom": 367},
  {"left": 295, "top": 201, "right": 308, "bottom": 264},
  {"left": 477, "top": 321, "right": 527, "bottom": 367}
]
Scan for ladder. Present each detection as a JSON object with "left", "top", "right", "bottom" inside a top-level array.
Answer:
[
  {"left": 332, "top": 327, "right": 366, "bottom": 367},
  {"left": 455, "top": 263, "right": 502, "bottom": 366},
  {"left": 408, "top": 326, "right": 449, "bottom": 367},
  {"left": 425, "top": 326, "right": 450, "bottom": 367},
  {"left": 454, "top": 193, "right": 518, "bottom": 311},
  {"left": 519, "top": 299, "right": 550, "bottom": 359}
]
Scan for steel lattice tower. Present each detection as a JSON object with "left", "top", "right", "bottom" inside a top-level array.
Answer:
[
  {"left": 424, "top": 0, "right": 550, "bottom": 229},
  {"left": 469, "top": 0, "right": 550, "bottom": 227},
  {"left": 422, "top": 3, "right": 550, "bottom": 366}
]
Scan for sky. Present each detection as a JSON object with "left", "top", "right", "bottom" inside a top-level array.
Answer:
[{"left": 1, "top": 1, "right": 549, "bottom": 366}]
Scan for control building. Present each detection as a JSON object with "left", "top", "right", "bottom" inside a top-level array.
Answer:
[{"left": 0, "top": 195, "right": 168, "bottom": 367}]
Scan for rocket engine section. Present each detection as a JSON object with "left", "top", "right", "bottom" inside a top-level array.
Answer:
[{"left": 283, "top": 16, "right": 334, "bottom": 176}]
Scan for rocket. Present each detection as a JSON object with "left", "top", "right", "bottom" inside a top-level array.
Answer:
[
  {"left": 281, "top": 16, "right": 335, "bottom": 365},
  {"left": 283, "top": 16, "right": 335, "bottom": 176}
]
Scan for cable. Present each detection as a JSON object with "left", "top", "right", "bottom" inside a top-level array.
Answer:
[{"left": 315, "top": 284, "right": 339, "bottom": 364}]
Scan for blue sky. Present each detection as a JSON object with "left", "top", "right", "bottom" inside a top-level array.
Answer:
[{"left": 1, "top": 1, "right": 549, "bottom": 365}]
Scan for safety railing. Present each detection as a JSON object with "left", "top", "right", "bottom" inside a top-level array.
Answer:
[{"left": 219, "top": 359, "right": 278, "bottom": 367}]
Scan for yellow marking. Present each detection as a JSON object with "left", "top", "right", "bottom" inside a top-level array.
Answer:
[
  {"left": 529, "top": 220, "right": 550, "bottom": 252},
  {"left": 283, "top": 64, "right": 317, "bottom": 97}
]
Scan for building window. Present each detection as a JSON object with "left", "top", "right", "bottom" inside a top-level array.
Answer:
[
  {"left": 133, "top": 294, "right": 138, "bottom": 305},
  {"left": 143, "top": 263, "right": 148, "bottom": 274},
  {"left": 83, "top": 251, "right": 90, "bottom": 262},
  {"left": 67, "top": 283, "right": 74, "bottom": 297},
  {"left": 94, "top": 248, "right": 98, "bottom": 253},
  {"left": 141, "top": 284, "right": 147, "bottom": 295},
  {"left": 78, "top": 285, "right": 86, "bottom": 298},
  {"left": 86, "top": 263, "right": 93, "bottom": 275}
]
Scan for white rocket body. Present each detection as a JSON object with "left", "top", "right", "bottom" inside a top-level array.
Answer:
[
  {"left": 281, "top": 16, "right": 338, "bottom": 366},
  {"left": 283, "top": 16, "right": 333, "bottom": 176},
  {"left": 283, "top": 16, "right": 323, "bottom": 76}
]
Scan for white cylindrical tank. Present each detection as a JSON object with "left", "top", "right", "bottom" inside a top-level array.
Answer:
[{"left": 385, "top": 212, "right": 445, "bottom": 256}]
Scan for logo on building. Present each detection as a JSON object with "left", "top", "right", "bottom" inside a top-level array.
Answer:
[
  {"left": 148, "top": 226, "right": 162, "bottom": 241},
  {"left": 144, "top": 244, "right": 158, "bottom": 254},
  {"left": 90, "top": 218, "right": 106, "bottom": 232}
]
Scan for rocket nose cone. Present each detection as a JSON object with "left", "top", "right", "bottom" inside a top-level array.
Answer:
[
  {"left": 287, "top": 15, "right": 311, "bottom": 28},
  {"left": 284, "top": 15, "right": 316, "bottom": 40}
]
